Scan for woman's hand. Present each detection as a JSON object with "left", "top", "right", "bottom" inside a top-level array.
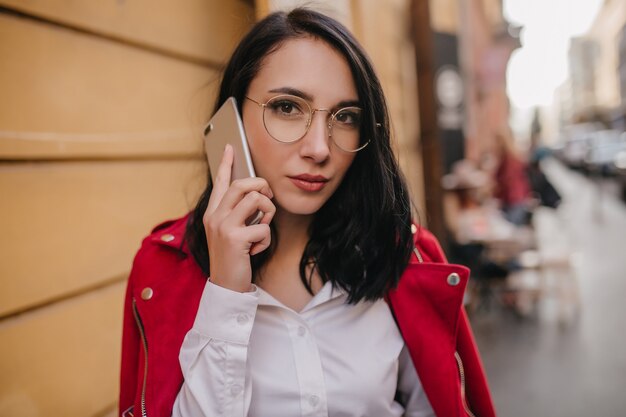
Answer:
[{"left": 203, "top": 145, "right": 276, "bottom": 292}]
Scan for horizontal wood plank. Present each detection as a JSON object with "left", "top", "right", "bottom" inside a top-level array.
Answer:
[
  {"left": 0, "top": 282, "right": 125, "bottom": 417},
  {"left": 0, "top": 159, "right": 206, "bottom": 317},
  {"left": 0, "top": 14, "right": 216, "bottom": 159},
  {"left": 0, "top": 130, "right": 202, "bottom": 160},
  {"left": 0, "top": 0, "right": 254, "bottom": 66}
]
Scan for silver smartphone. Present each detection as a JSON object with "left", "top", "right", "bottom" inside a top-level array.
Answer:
[
  {"left": 204, "top": 97, "right": 256, "bottom": 183},
  {"left": 203, "top": 97, "right": 262, "bottom": 224}
]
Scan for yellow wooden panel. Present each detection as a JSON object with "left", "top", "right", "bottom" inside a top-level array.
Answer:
[
  {"left": 0, "top": 0, "right": 254, "bottom": 65},
  {"left": 0, "top": 14, "right": 216, "bottom": 159},
  {"left": 96, "top": 406, "right": 118, "bottom": 417},
  {"left": 0, "top": 282, "right": 124, "bottom": 417},
  {"left": 0, "top": 159, "right": 206, "bottom": 317},
  {"left": 0, "top": 130, "right": 203, "bottom": 160}
]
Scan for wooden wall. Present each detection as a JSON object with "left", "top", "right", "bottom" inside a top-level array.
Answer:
[{"left": 0, "top": 1, "right": 254, "bottom": 415}]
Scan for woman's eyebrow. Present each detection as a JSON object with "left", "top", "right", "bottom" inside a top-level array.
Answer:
[
  {"left": 268, "top": 87, "right": 360, "bottom": 108},
  {"left": 336, "top": 99, "right": 360, "bottom": 108},
  {"left": 268, "top": 87, "right": 313, "bottom": 101}
]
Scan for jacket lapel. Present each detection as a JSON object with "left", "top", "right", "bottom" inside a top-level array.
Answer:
[{"left": 387, "top": 261, "right": 470, "bottom": 417}]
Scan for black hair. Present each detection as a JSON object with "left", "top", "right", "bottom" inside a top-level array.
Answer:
[{"left": 185, "top": 8, "right": 414, "bottom": 303}]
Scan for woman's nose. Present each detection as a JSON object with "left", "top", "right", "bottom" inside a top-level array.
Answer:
[{"left": 299, "top": 113, "right": 331, "bottom": 162}]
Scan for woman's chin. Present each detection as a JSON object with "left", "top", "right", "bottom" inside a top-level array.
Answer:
[{"left": 274, "top": 195, "right": 327, "bottom": 217}]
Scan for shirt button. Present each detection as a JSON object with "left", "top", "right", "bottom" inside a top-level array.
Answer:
[
  {"left": 160, "top": 233, "right": 175, "bottom": 242},
  {"left": 411, "top": 224, "right": 417, "bottom": 234},
  {"left": 141, "top": 287, "right": 153, "bottom": 300},
  {"left": 297, "top": 326, "right": 306, "bottom": 336},
  {"left": 447, "top": 272, "right": 461, "bottom": 286},
  {"left": 236, "top": 313, "right": 249, "bottom": 325},
  {"left": 230, "top": 384, "right": 242, "bottom": 396},
  {"left": 309, "top": 394, "right": 320, "bottom": 407}
]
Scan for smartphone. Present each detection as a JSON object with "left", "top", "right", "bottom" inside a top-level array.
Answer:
[
  {"left": 203, "top": 97, "right": 262, "bottom": 225},
  {"left": 204, "top": 97, "right": 256, "bottom": 183}
]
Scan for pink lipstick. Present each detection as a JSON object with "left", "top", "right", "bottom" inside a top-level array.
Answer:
[{"left": 288, "top": 174, "right": 329, "bottom": 192}]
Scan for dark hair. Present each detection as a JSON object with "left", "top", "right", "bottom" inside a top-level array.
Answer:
[{"left": 185, "top": 8, "right": 414, "bottom": 303}]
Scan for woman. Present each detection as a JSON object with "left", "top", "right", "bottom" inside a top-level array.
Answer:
[{"left": 119, "top": 8, "right": 495, "bottom": 417}]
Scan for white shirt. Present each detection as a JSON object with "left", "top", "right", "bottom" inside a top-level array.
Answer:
[{"left": 172, "top": 280, "right": 435, "bottom": 417}]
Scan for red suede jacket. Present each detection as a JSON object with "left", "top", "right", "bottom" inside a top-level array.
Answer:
[{"left": 119, "top": 215, "right": 496, "bottom": 417}]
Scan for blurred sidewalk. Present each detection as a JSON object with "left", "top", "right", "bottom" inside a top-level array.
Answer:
[{"left": 470, "top": 158, "right": 626, "bottom": 417}]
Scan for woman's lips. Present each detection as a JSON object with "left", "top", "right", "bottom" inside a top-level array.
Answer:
[{"left": 288, "top": 174, "right": 329, "bottom": 192}]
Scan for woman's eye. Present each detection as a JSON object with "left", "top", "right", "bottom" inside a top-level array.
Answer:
[
  {"left": 335, "top": 110, "right": 361, "bottom": 126},
  {"left": 270, "top": 100, "right": 303, "bottom": 116}
]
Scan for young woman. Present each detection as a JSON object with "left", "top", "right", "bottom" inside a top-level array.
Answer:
[{"left": 119, "top": 8, "right": 495, "bottom": 417}]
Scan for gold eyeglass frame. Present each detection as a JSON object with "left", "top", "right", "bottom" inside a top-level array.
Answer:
[{"left": 245, "top": 95, "right": 370, "bottom": 153}]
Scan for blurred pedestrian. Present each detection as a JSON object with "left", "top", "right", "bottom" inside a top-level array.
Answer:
[
  {"left": 527, "top": 152, "right": 562, "bottom": 209},
  {"left": 119, "top": 8, "right": 495, "bottom": 417},
  {"left": 492, "top": 125, "right": 534, "bottom": 226}
]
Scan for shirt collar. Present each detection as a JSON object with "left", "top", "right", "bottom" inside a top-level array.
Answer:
[{"left": 257, "top": 281, "right": 347, "bottom": 313}]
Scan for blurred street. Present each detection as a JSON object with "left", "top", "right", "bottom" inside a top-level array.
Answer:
[{"left": 471, "top": 158, "right": 626, "bottom": 417}]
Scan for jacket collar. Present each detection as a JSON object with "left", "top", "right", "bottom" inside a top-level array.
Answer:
[
  {"left": 149, "top": 215, "right": 190, "bottom": 254},
  {"left": 148, "top": 216, "right": 467, "bottom": 318}
]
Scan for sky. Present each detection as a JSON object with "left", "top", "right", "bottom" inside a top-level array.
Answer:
[{"left": 504, "top": 0, "right": 604, "bottom": 110}]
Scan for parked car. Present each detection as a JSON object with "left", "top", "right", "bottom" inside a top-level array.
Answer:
[
  {"left": 584, "top": 130, "right": 626, "bottom": 177},
  {"left": 555, "top": 123, "right": 603, "bottom": 170}
]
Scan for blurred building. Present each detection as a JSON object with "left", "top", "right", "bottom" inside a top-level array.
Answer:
[
  {"left": 555, "top": 79, "right": 575, "bottom": 135},
  {"left": 431, "top": 0, "right": 520, "bottom": 163},
  {"left": 568, "top": 37, "right": 600, "bottom": 122},
  {"left": 564, "top": 0, "right": 626, "bottom": 127},
  {"left": 619, "top": 22, "right": 626, "bottom": 128},
  {"left": 0, "top": 0, "right": 426, "bottom": 414}
]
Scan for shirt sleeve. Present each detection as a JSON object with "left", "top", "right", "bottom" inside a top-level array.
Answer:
[
  {"left": 397, "top": 345, "right": 436, "bottom": 417},
  {"left": 172, "top": 281, "right": 259, "bottom": 417}
]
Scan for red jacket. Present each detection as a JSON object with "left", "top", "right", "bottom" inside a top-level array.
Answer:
[{"left": 119, "top": 215, "right": 496, "bottom": 417}]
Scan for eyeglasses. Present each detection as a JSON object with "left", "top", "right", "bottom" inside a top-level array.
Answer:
[{"left": 245, "top": 94, "right": 369, "bottom": 152}]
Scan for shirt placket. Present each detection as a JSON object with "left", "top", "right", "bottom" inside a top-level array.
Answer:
[{"left": 279, "top": 309, "right": 328, "bottom": 417}]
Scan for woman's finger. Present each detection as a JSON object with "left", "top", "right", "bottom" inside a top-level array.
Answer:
[
  {"left": 206, "top": 144, "right": 234, "bottom": 215},
  {"left": 226, "top": 191, "right": 276, "bottom": 227},
  {"left": 246, "top": 223, "right": 272, "bottom": 256},
  {"left": 217, "top": 177, "right": 274, "bottom": 212}
]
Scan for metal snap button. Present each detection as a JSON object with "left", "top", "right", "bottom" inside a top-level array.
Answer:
[
  {"left": 447, "top": 272, "right": 461, "bottom": 286},
  {"left": 160, "top": 233, "right": 175, "bottom": 242},
  {"left": 141, "top": 287, "right": 154, "bottom": 300}
]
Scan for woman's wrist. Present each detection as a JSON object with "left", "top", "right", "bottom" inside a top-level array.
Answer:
[{"left": 209, "top": 276, "right": 254, "bottom": 293}]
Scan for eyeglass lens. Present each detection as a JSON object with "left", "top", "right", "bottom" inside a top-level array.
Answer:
[{"left": 262, "top": 95, "right": 363, "bottom": 152}]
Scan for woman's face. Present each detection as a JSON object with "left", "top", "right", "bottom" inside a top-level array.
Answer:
[{"left": 242, "top": 37, "right": 359, "bottom": 217}]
